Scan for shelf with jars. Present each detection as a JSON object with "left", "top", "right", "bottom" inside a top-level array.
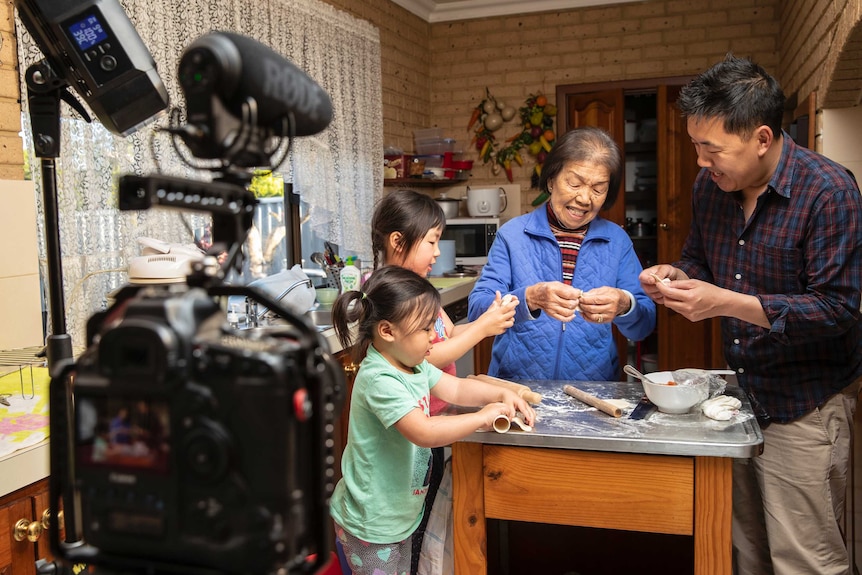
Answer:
[
  {"left": 384, "top": 148, "right": 473, "bottom": 187},
  {"left": 384, "top": 176, "right": 469, "bottom": 187}
]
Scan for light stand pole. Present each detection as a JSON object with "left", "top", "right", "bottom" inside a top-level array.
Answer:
[
  {"left": 24, "top": 60, "right": 88, "bottom": 553},
  {"left": 24, "top": 60, "right": 88, "bottom": 374}
]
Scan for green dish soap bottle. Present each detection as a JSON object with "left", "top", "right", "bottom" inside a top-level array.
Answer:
[{"left": 340, "top": 256, "right": 361, "bottom": 294}]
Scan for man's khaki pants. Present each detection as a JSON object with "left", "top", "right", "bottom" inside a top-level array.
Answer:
[{"left": 733, "top": 377, "right": 862, "bottom": 575}]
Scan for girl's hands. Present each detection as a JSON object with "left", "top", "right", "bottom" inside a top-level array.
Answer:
[
  {"left": 475, "top": 392, "right": 537, "bottom": 432},
  {"left": 477, "top": 290, "right": 519, "bottom": 336},
  {"left": 476, "top": 402, "right": 515, "bottom": 431},
  {"left": 510, "top": 394, "right": 536, "bottom": 426}
]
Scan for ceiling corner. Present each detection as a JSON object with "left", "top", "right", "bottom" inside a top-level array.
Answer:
[
  {"left": 391, "top": 0, "right": 648, "bottom": 23},
  {"left": 389, "top": 0, "right": 437, "bottom": 22}
]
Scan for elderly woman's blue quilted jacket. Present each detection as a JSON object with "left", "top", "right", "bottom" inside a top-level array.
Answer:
[{"left": 467, "top": 205, "right": 656, "bottom": 382}]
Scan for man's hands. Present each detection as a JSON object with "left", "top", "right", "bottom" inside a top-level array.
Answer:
[{"left": 639, "top": 265, "right": 767, "bottom": 327}]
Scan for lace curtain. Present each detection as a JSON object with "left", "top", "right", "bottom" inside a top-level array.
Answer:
[{"left": 16, "top": 0, "right": 382, "bottom": 350}]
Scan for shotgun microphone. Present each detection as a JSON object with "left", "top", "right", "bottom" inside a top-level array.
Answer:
[{"left": 178, "top": 30, "right": 333, "bottom": 157}]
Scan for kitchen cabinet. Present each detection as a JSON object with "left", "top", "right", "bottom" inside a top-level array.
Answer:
[
  {"left": 332, "top": 349, "right": 358, "bottom": 484},
  {"left": 556, "top": 79, "right": 725, "bottom": 372},
  {"left": 0, "top": 479, "right": 56, "bottom": 575}
]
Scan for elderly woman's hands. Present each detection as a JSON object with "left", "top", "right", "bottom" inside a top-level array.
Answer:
[
  {"left": 578, "top": 286, "right": 631, "bottom": 324},
  {"left": 525, "top": 281, "right": 582, "bottom": 322}
]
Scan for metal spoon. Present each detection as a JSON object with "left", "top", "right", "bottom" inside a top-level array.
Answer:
[
  {"left": 623, "top": 364, "right": 657, "bottom": 384},
  {"left": 311, "top": 252, "right": 327, "bottom": 268}
]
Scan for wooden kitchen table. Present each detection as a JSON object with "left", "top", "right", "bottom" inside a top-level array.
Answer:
[{"left": 451, "top": 379, "right": 763, "bottom": 574}]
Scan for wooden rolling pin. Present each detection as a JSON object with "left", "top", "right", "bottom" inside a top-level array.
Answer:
[
  {"left": 468, "top": 374, "right": 543, "bottom": 405},
  {"left": 563, "top": 384, "right": 622, "bottom": 418}
]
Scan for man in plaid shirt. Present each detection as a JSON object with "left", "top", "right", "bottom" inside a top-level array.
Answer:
[{"left": 640, "top": 54, "right": 862, "bottom": 575}]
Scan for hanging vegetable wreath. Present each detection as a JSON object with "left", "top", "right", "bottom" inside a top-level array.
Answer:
[{"left": 468, "top": 88, "right": 557, "bottom": 187}]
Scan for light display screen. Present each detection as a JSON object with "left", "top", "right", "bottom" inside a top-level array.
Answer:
[{"left": 67, "top": 14, "right": 108, "bottom": 51}]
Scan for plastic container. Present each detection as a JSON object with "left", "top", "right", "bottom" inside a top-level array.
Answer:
[
  {"left": 415, "top": 154, "right": 444, "bottom": 168},
  {"left": 413, "top": 127, "right": 443, "bottom": 141},
  {"left": 339, "top": 257, "right": 361, "bottom": 294},
  {"left": 416, "top": 139, "right": 456, "bottom": 155},
  {"left": 429, "top": 240, "right": 456, "bottom": 276},
  {"left": 315, "top": 287, "right": 339, "bottom": 308}
]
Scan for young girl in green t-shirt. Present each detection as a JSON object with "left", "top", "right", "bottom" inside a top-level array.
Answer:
[{"left": 329, "top": 266, "right": 534, "bottom": 575}]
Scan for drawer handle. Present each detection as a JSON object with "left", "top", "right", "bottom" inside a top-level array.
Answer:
[
  {"left": 343, "top": 362, "right": 359, "bottom": 376},
  {"left": 13, "top": 518, "right": 42, "bottom": 542},
  {"left": 41, "top": 508, "right": 64, "bottom": 531}
]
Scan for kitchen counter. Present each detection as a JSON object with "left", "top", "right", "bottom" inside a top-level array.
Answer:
[
  {"left": 428, "top": 275, "right": 478, "bottom": 304},
  {"left": 452, "top": 378, "right": 764, "bottom": 574},
  {"left": 0, "top": 439, "right": 49, "bottom": 496},
  {"left": 466, "top": 379, "right": 762, "bottom": 458},
  {"left": 0, "top": 361, "right": 50, "bottom": 496},
  {"left": 319, "top": 276, "right": 477, "bottom": 354}
]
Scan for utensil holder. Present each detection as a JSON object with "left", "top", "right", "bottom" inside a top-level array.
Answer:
[{"left": 324, "top": 266, "right": 341, "bottom": 291}]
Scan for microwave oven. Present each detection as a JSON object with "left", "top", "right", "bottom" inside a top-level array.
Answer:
[{"left": 442, "top": 217, "right": 500, "bottom": 266}]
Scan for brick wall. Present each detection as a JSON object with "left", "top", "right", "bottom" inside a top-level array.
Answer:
[
  {"left": 0, "top": 0, "right": 23, "bottom": 180},
  {"left": 322, "top": 0, "right": 432, "bottom": 152},
  {"left": 425, "top": 0, "right": 781, "bottom": 203},
  {"left": 780, "top": 0, "right": 862, "bottom": 108}
]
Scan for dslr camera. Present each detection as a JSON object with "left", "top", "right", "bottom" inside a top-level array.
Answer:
[{"left": 51, "top": 271, "right": 344, "bottom": 575}]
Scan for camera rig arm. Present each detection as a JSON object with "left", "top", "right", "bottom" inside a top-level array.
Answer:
[{"left": 118, "top": 173, "right": 256, "bottom": 283}]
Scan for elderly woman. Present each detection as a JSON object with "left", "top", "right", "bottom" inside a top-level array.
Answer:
[{"left": 468, "top": 126, "right": 656, "bottom": 381}]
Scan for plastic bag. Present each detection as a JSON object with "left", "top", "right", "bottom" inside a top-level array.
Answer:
[
  {"left": 247, "top": 265, "right": 316, "bottom": 317},
  {"left": 671, "top": 369, "right": 727, "bottom": 397}
]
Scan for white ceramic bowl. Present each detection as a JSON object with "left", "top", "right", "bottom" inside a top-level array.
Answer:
[{"left": 642, "top": 371, "right": 709, "bottom": 414}]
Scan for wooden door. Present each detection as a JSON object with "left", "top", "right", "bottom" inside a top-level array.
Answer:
[
  {"left": 31, "top": 490, "right": 53, "bottom": 566},
  {"left": 559, "top": 78, "right": 724, "bottom": 372},
  {"left": 561, "top": 89, "right": 629, "bottom": 369},
  {"left": 656, "top": 85, "right": 723, "bottom": 369},
  {"left": 562, "top": 89, "right": 627, "bottom": 226},
  {"left": 4, "top": 497, "right": 36, "bottom": 575},
  {"left": 334, "top": 350, "right": 358, "bottom": 483},
  {"left": 790, "top": 91, "right": 816, "bottom": 150}
]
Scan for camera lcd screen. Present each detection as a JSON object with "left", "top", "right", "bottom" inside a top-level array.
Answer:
[
  {"left": 76, "top": 397, "right": 170, "bottom": 474},
  {"left": 67, "top": 14, "right": 108, "bottom": 51}
]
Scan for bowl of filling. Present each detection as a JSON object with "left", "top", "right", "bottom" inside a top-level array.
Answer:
[{"left": 641, "top": 371, "right": 709, "bottom": 414}]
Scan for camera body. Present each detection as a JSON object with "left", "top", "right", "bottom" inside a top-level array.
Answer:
[{"left": 56, "top": 284, "right": 343, "bottom": 574}]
